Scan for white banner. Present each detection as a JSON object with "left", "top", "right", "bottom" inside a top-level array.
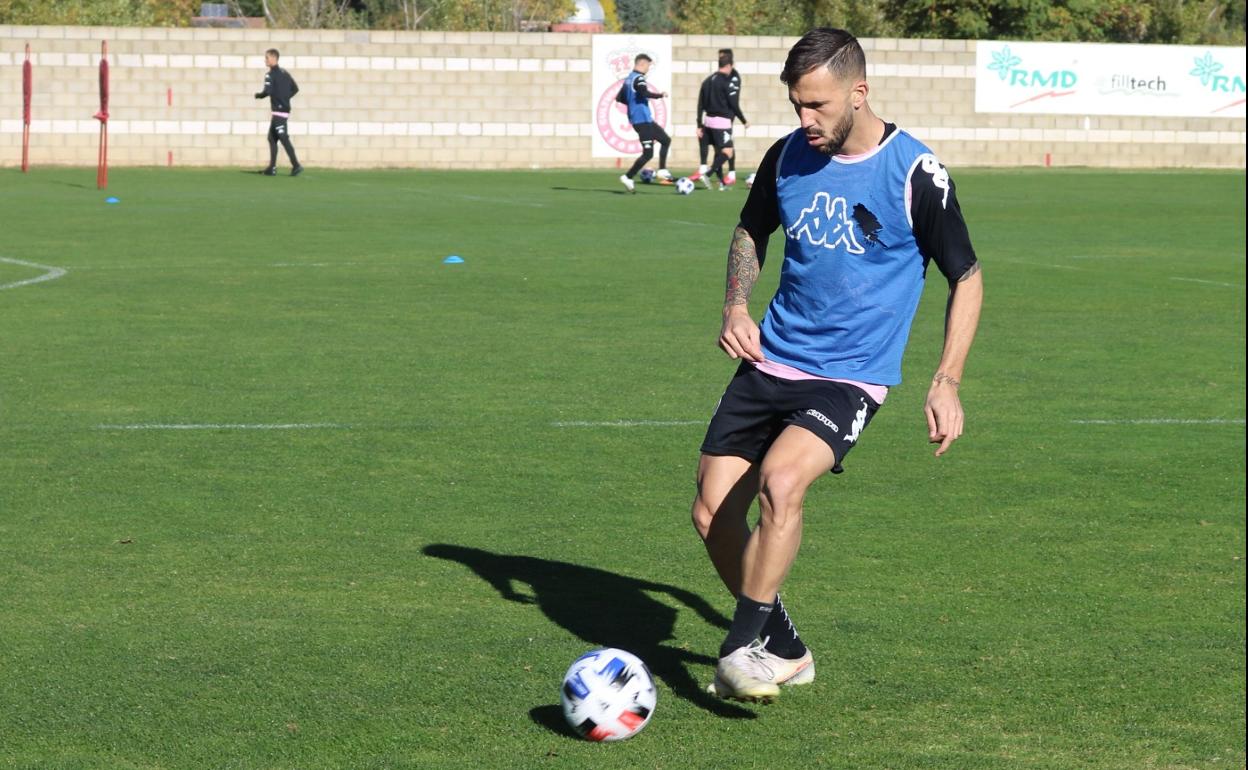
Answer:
[
  {"left": 591, "top": 35, "right": 673, "bottom": 158},
  {"left": 975, "top": 41, "right": 1245, "bottom": 118}
]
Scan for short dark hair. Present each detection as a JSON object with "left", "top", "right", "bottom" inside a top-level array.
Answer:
[
  {"left": 779, "top": 28, "right": 865, "bottom": 86},
  {"left": 635, "top": 53, "right": 652, "bottom": 64},
  {"left": 265, "top": 48, "right": 280, "bottom": 60},
  {"left": 718, "top": 49, "right": 733, "bottom": 67}
]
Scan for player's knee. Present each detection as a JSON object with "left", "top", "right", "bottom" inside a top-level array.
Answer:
[
  {"left": 690, "top": 496, "right": 716, "bottom": 540},
  {"left": 723, "top": 148, "right": 734, "bottom": 159},
  {"left": 758, "top": 468, "right": 807, "bottom": 528}
]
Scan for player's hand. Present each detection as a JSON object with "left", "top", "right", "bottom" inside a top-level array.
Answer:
[
  {"left": 696, "top": 127, "right": 704, "bottom": 139},
  {"left": 719, "top": 306, "right": 764, "bottom": 363},
  {"left": 924, "top": 377, "right": 964, "bottom": 456}
]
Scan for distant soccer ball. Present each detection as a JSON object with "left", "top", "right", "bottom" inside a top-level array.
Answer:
[
  {"left": 675, "top": 177, "right": 695, "bottom": 195},
  {"left": 746, "top": 172, "right": 756, "bottom": 189},
  {"left": 639, "top": 168, "right": 656, "bottom": 184},
  {"left": 560, "top": 648, "right": 657, "bottom": 742}
]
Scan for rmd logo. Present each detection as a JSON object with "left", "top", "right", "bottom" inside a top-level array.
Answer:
[
  {"left": 1190, "top": 52, "right": 1245, "bottom": 93},
  {"left": 988, "top": 45, "right": 1077, "bottom": 107},
  {"left": 1190, "top": 52, "right": 1246, "bottom": 114}
]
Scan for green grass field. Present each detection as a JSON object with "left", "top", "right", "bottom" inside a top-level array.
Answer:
[{"left": 1, "top": 165, "right": 1244, "bottom": 770}]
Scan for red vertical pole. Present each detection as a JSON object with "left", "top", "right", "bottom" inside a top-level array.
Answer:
[
  {"left": 96, "top": 41, "right": 110, "bottom": 189},
  {"left": 22, "top": 44, "right": 32, "bottom": 172}
]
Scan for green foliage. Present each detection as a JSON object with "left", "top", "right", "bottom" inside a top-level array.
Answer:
[
  {"left": 0, "top": 0, "right": 156, "bottom": 25},
  {"left": 671, "top": 0, "right": 810, "bottom": 35},
  {"left": 616, "top": 0, "right": 674, "bottom": 33}
]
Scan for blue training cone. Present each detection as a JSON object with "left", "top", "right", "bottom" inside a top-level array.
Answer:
[
  {"left": 105, "top": 197, "right": 119, "bottom": 204},
  {"left": 443, "top": 255, "right": 464, "bottom": 264}
]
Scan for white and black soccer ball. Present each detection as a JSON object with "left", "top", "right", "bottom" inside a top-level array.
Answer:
[
  {"left": 639, "top": 168, "right": 656, "bottom": 184},
  {"left": 675, "top": 177, "right": 695, "bottom": 195},
  {"left": 560, "top": 648, "right": 657, "bottom": 742},
  {"left": 746, "top": 172, "right": 756, "bottom": 189}
]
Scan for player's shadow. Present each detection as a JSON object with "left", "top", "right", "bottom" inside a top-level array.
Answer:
[{"left": 423, "top": 544, "right": 755, "bottom": 721}]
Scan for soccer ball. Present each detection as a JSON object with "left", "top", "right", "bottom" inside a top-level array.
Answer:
[
  {"left": 746, "top": 172, "right": 756, "bottom": 189},
  {"left": 639, "top": 168, "right": 655, "bottom": 184},
  {"left": 560, "top": 648, "right": 657, "bottom": 741},
  {"left": 675, "top": 177, "right": 695, "bottom": 195}
]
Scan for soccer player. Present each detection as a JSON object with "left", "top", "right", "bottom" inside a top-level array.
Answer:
[
  {"left": 691, "top": 28, "right": 984, "bottom": 702},
  {"left": 255, "top": 48, "right": 302, "bottom": 177},
  {"left": 618, "top": 54, "right": 672, "bottom": 193},
  {"left": 693, "top": 49, "right": 748, "bottom": 190}
]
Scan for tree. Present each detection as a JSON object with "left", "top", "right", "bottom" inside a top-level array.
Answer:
[{"left": 617, "top": 0, "right": 674, "bottom": 32}]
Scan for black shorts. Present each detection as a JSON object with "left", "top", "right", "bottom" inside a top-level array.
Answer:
[
  {"left": 634, "top": 122, "right": 670, "bottom": 150},
  {"left": 700, "top": 362, "right": 881, "bottom": 474},
  {"left": 268, "top": 116, "right": 289, "bottom": 140},
  {"left": 707, "top": 127, "right": 733, "bottom": 151}
]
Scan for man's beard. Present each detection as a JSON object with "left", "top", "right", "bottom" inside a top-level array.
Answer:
[{"left": 808, "top": 110, "right": 854, "bottom": 156}]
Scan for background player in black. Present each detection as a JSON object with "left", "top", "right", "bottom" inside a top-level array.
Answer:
[
  {"left": 694, "top": 49, "right": 748, "bottom": 189},
  {"left": 255, "top": 48, "right": 302, "bottom": 177}
]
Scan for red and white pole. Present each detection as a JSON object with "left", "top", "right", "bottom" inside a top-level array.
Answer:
[
  {"left": 95, "top": 40, "right": 110, "bottom": 189},
  {"left": 21, "top": 43, "right": 32, "bottom": 172}
]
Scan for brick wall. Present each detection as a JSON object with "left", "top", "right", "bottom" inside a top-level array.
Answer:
[{"left": 1, "top": 26, "right": 1243, "bottom": 169}]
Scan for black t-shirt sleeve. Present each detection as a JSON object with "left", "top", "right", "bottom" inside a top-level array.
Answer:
[
  {"left": 908, "top": 157, "right": 978, "bottom": 282},
  {"left": 736, "top": 137, "right": 787, "bottom": 268}
]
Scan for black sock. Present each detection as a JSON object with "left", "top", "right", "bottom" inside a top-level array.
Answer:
[
  {"left": 711, "top": 151, "right": 728, "bottom": 182},
  {"left": 719, "top": 594, "right": 773, "bottom": 658},
  {"left": 729, "top": 154, "right": 736, "bottom": 172},
  {"left": 625, "top": 153, "right": 651, "bottom": 178},
  {"left": 267, "top": 139, "right": 278, "bottom": 169},
  {"left": 761, "top": 594, "right": 807, "bottom": 659},
  {"left": 658, "top": 142, "right": 670, "bottom": 170},
  {"left": 281, "top": 137, "right": 299, "bottom": 167}
]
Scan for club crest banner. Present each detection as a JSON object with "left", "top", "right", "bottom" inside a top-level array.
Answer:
[{"left": 591, "top": 35, "right": 673, "bottom": 158}]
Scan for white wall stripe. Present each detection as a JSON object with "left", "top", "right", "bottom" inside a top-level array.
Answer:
[{"left": 4, "top": 119, "right": 1239, "bottom": 145}]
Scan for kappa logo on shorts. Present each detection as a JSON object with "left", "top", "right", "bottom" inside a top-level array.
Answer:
[
  {"left": 804, "top": 409, "right": 839, "bottom": 433},
  {"left": 844, "top": 399, "right": 869, "bottom": 443}
]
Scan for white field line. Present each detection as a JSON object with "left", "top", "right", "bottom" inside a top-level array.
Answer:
[
  {"left": 96, "top": 423, "right": 349, "bottom": 431},
  {"left": 1169, "top": 277, "right": 1244, "bottom": 289},
  {"left": 1071, "top": 418, "right": 1245, "bottom": 425},
  {"left": 552, "top": 420, "right": 703, "bottom": 427},
  {"left": 991, "top": 257, "right": 1084, "bottom": 271},
  {"left": 0, "top": 256, "right": 68, "bottom": 291}
]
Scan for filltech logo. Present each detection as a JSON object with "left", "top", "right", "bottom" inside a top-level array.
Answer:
[
  {"left": 1189, "top": 52, "right": 1246, "bottom": 113},
  {"left": 987, "top": 45, "right": 1078, "bottom": 108}
]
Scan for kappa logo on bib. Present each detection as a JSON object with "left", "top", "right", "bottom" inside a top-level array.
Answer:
[{"left": 785, "top": 192, "right": 865, "bottom": 255}]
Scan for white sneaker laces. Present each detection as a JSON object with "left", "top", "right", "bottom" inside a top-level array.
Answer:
[{"left": 740, "top": 638, "right": 777, "bottom": 681}]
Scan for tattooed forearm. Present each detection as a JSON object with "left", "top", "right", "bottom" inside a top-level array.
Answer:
[{"left": 725, "top": 226, "right": 760, "bottom": 308}]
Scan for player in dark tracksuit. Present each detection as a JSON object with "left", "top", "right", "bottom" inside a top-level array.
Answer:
[
  {"left": 255, "top": 48, "right": 302, "bottom": 176},
  {"left": 694, "top": 49, "right": 748, "bottom": 189}
]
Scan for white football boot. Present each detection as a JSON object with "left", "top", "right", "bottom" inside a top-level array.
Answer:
[
  {"left": 619, "top": 174, "right": 635, "bottom": 193},
  {"left": 709, "top": 639, "right": 781, "bottom": 703}
]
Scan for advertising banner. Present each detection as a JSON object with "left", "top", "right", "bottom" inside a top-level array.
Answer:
[
  {"left": 591, "top": 34, "right": 672, "bottom": 158},
  {"left": 975, "top": 41, "right": 1245, "bottom": 118}
]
